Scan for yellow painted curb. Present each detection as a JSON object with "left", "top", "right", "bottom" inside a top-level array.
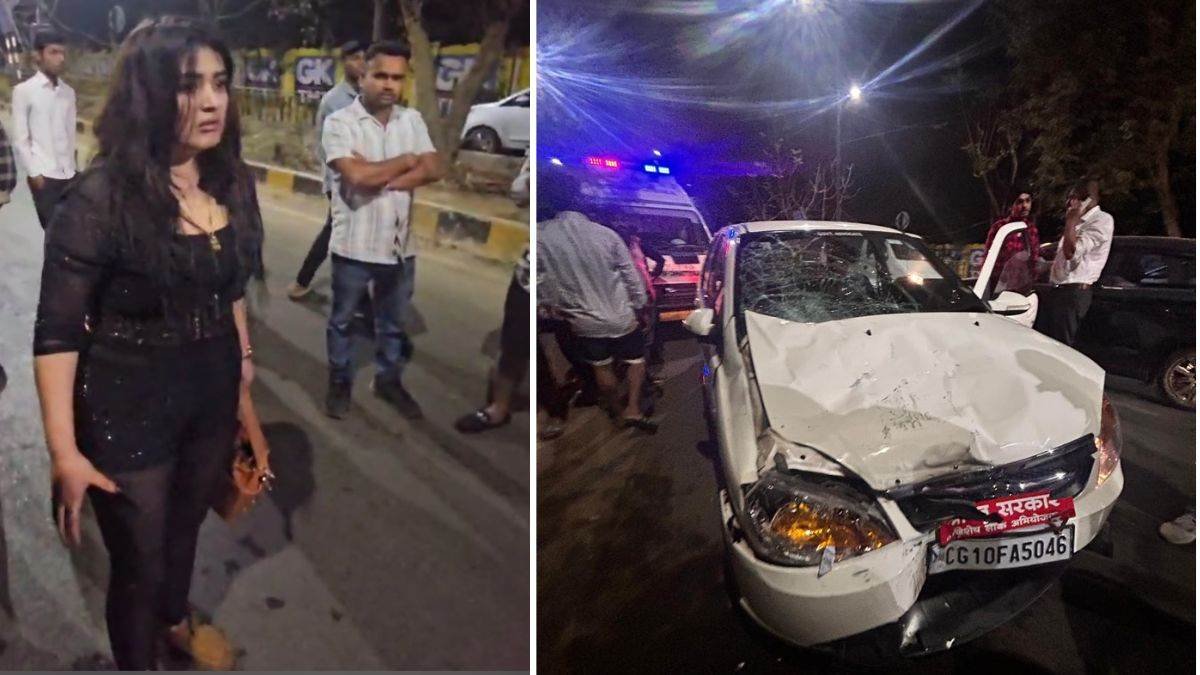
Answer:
[
  {"left": 410, "top": 201, "right": 439, "bottom": 241},
  {"left": 265, "top": 168, "right": 295, "bottom": 192},
  {"left": 484, "top": 218, "right": 530, "bottom": 261}
]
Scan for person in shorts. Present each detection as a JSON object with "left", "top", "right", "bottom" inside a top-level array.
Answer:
[{"left": 537, "top": 169, "right": 654, "bottom": 430}]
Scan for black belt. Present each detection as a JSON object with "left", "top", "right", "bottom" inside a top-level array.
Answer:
[{"left": 1051, "top": 283, "right": 1092, "bottom": 290}]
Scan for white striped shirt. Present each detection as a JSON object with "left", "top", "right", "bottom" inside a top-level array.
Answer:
[
  {"left": 323, "top": 98, "right": 436, "bottom": 264},
  {"left": 537, "top": 211, "right": 648, "bottom": 338},
  {"left": 11, "top": 70, "right": 76, "bottom": 180}
]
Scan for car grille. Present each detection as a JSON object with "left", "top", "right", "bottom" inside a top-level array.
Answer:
[
  {"left": 655, "top": 282, "right": 697, "bottom": 310},
  {"left": 887, "top": 434, "right": 1096, "bottom": 532}
]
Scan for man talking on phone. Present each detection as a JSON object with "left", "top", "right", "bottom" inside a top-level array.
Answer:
[{"left": 1035, "top": 179, "right": 1113, "bottom": 346}]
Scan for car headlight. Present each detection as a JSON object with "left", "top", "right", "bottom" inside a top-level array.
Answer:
[
  {"left": 1095, "top": 395, "right": 1122, "bottom": 487},
  {"left": 741, "top": 469, "right": 898, "bottom": 567}
]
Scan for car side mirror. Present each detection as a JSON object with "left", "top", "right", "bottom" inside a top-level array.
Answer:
[
  {"left": 989, "top": 290, "right": 1032, "bottom": 315},
  {"left": 684, "top": 308, "right": 716, "bottom": 338}
]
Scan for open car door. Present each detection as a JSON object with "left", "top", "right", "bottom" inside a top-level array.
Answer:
[{"left": 974, "top": 221, "right": 1038, "bottom": 327}]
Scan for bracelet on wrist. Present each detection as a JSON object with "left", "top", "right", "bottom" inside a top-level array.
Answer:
[{"left": 241, "top": 346, "right": 253, "bottom": 360}]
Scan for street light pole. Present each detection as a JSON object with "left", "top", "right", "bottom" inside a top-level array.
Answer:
[
  {"left": 835, "top": 100, "right": 842, "bottom": 170},
  {"left": 834, "top": 84, "right": 863, "bottom": 220}
]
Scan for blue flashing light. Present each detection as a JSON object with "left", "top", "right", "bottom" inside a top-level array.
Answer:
[
  {"left": 658, "top": 166, "right": 671, "bottom": 175},
  {"left": 550, "top": 157, "right": 563, "bottom": 166},
  {"left": 653, "top": 149, "right": 663, "bottom": 158},
  {"left": 643, "top": 164, "right": 657, "bottom": 173}
]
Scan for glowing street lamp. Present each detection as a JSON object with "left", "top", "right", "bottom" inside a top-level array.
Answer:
[{"left": 834, "top": 84, "right": 864, "bottom": 219}]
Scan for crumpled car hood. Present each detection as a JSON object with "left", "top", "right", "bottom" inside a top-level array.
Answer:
[{"left": 744, "top": 310, "right": 1105, "bottom": 491}]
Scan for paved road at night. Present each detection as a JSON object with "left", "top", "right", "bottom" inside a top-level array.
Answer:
[
  {"left": 538, "top": 329, "right": 1195, "bottom": 674},
  {"left": 0, "top": 180, "right": 529, "bottom": 669}
]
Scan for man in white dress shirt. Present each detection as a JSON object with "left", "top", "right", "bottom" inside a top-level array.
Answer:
[
  {"left": 1034, "top": 180, "right": 1114, "bottom": 347},
  {"left": 321, "top": 40, "right": 442, "bottom": 420},
  {"left": 11, "top": 30, "right": 75, "bottom": 229}
]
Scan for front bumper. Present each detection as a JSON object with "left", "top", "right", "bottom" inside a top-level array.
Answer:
[{"left": 721, "top": 462, "right": 1124, "bottom": 651}]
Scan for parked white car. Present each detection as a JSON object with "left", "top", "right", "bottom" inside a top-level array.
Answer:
[
  {"left": 461, "top": 88, "right": 530, "bottom": 154},
  {"left": 510, "top": 154, "right": 529, "bottom": 206},
  {"left": 685, "top": 221, "right": 1123, "bottom": 654}
]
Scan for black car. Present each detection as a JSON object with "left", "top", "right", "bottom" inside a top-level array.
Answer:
[{"left": 1039, "top": 236, "right": 1195, "bottom": 408}]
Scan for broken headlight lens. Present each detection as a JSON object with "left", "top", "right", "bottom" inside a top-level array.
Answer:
[
  {"left": 743, "top": 470, "right": 897, "bottom": 567},
  {"left": 1094, "top": 395, "right": 1122, "bottom": 487}
]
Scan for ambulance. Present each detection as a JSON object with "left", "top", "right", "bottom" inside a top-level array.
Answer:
[{"left": 547, "top": 153, "right": 714, "bottom": 322}]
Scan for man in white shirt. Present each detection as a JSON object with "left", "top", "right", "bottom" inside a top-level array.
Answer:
[
  {"left": 1035, "top": 180, "right": 1114, "bottom": 347},
  {"left": 321, "top": 40, "right": 442, "bottom": 420},
  {"left": 11, "top": 31, "right": 75, "bottom": 229}
]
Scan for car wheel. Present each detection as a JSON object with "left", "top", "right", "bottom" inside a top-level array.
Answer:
[
  {"left": 464, "top": 126, "right": 502, "bottom": 154},
  {"left": 1159, "top": 348, "right": 1195, "bottom": 409}
]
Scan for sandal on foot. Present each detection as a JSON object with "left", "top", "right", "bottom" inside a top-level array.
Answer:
[
  {"left": 538, "top": 419, "right": 566, "bottom": 441},
  {"left": 454, "top": 408, "right": 512, "bottom": 433},
  {"left": 164, "top": 615, "right": 235, "bottom": 671},
  {"left": 620, "top": 415, "right": 659, "bottom": 433}
]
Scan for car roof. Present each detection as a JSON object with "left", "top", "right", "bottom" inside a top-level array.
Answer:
[
  {"left": 736, "top": 220, "right": 905, "bottom": 236},
  {"left": 1112, "top": 236, "right": 1196, "bottom": 253}
]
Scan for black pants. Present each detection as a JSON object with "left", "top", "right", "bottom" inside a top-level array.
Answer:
[
  {"left": 1034, "top": 285, "right": 1093, "bottom": 347},
  {"left": 497, "top": 278, "right": 530, "bottom": 382},
  {"left": 78, "top": 336, "right": 240, "bottom": 670},
  {"left": 31, "top": 177, "right": 70, "bottom": 229},
  {"left": 295, "top": 209, "right": 333, "bottom": 287}
]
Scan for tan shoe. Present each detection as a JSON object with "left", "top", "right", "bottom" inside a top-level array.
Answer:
[
  {"left": 286, "top": 281, "right": 312, "bottom": 300},
  {"left": 165, "top": 616, "right": 236, "bottom": 671}
]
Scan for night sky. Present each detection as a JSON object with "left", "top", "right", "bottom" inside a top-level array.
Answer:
[{"left": 538, "top": 0, "right": 1040, "bottom": 243}]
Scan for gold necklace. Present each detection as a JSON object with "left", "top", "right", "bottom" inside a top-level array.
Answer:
[{"left": 178, "top": 193, "right": 223, "bottom": 252}]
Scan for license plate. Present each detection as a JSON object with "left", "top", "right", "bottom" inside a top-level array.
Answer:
[{"left": 928, "top": 526, "right": 1074, "bottom": 574}]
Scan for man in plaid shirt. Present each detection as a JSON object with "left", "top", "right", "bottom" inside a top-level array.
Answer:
[{"left": 984, "top": 191, "right": 1039, "bottom": 294}]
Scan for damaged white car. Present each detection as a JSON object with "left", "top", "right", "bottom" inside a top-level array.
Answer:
[{"left": 684, "top": 221, "right": 1123, "bottom": 655}]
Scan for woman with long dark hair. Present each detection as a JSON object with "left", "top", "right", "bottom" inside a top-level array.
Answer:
[{"left": 32, "top": 17, "right": 264, "bottom": 670}]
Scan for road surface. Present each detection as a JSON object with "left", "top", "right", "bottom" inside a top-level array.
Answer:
[
  {"left": 537, "top": 329, "right": 1195, "bottom": 674},
  {"left": 0, "top": 179, "right": 529, "bottom": 669}
]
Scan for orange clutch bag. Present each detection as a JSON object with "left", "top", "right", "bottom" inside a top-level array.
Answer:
[{"left": 213, "top": 385, "right": 274, "bottom": 522}]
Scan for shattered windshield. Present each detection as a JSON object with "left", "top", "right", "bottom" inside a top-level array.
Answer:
[
  {"left": 592, "top": 207, "right": 709, "bottom": 250},
  {"left": 735, "top": 230, "right": 988, "bottom": 323}
]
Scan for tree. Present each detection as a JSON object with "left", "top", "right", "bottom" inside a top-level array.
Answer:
[
  {"left": 373, "top": 0, "right": 387, "bottom": 41},
  {"left": 398, "top": 0, "right": 524, "bottom": 166},
  {"left": 266, "top": 0, "right": 348, "bottom": 45},
  {"left": 197, "top": 0, "right": 271, "bottom": 26},
  {"left": 959, "top": 93, "right": 1025, "bottom": 221},
  {"left": 998, "top": 1, "right": 1194, "bottom": 237},
  {"left": 729, "top": 135, "right": 859, "bottom": 223}
]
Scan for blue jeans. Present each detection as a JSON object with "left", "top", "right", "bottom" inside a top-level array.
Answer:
[{"left": 327, "top": 254, "right": 416, "bottom": 384}]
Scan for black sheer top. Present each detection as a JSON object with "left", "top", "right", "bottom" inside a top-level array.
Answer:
[{"left": 33, "top": 165, "right": 263, "bottom": 355}]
